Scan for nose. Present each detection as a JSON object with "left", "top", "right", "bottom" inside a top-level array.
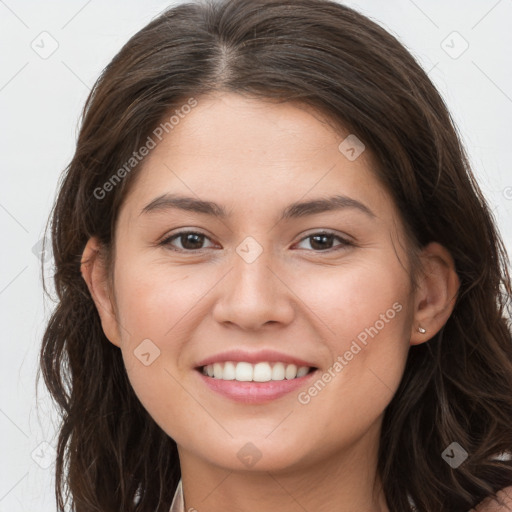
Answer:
[{"left": 212, "top": 245, "right": 295, "bottom": 331}]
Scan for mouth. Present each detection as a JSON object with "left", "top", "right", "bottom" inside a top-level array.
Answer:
[
  {"left": 194, "top": 361, "right": 319, "bottom": 404},
  {"left": 193, "top": 349, "right": 319, "bottom": 403},
  {"left": 196, "top": 361, "right": 317, "bottom": 382}
]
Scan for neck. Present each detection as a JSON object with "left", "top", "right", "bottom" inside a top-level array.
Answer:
[{"left": 177, "top": 420, "right": 390, "bottom": 512}]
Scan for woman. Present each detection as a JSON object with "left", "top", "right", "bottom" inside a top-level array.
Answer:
[{"left": 40, "top": 0, "right": 512, "bottom": 510}]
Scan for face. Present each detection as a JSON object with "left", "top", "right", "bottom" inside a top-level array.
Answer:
[{"left": 95, "top": 92, "right": 420, "bottom": 473}]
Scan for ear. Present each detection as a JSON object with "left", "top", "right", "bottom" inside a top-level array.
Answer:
[
  {"left": 410, "top": 242, "right": 460, "bottom": 346},
  {"left": 80, "top": 237, "right": 121, "bottom": 347}
]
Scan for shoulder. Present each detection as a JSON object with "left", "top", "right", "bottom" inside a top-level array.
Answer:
[{"left": 471, "top": 486, "right": 512, "bottom": 512}]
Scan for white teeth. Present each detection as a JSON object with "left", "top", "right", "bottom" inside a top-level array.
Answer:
[
  {"left": 213, "top": 362, "right": 224, "bottom": 379},
  {"left": 296, "top": 366, "right": 309, "bottom": 378},
  {"left": 202, "top": 361, "right": 312, "bottom": 381},
  {"left": 285, "top": 363, "right": 297, "bottom": 379},
  {"left": 271, "top": 363, "right": 285, "bottom": 380},
  {"left": 235, "top": 362, "right": 253, "bottom": 381},
  {"left": 253, "top": 362, "right": 272, "bottom": 382},
  {"left": 222, "top": 361, "right": 236, "bottom": 380}
]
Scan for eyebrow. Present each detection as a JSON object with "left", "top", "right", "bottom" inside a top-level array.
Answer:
[{"left": 140, "top": 193, "right": 376, "bottom": 220}]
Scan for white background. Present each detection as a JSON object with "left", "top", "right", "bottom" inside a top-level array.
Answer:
[{"left": 1, "top": 0, "right": 511, "bottom": 510}]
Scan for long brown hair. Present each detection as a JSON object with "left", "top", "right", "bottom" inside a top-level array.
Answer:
[{"left": 39, "top": 0, "right": 512, "bottom": 510}]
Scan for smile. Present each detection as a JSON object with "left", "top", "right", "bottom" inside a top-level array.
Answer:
[{"left": 200, "top": 361, "right": 314, "bottom": 381}]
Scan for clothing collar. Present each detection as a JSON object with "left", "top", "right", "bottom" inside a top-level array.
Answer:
[
  {"left": 168, "top": 479, "right": 415, "bottom": 511},
  {"left": 169, "top": 479, "right": 184, "bottom": 512},
  {"left": 169, "top": 476, "right": 512, "bottom": 511}
]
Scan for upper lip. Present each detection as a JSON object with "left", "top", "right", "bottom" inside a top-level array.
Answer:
[{"left": 195, "top": 349, "right": 317, "bottom": 369}]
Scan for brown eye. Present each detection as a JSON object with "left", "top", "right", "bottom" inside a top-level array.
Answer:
[
  {"left": 161, "top": 231, "right": 215, "bottom": 251},
  {"left": 295, "top": 231, "right": 352, "bottom": 252}
]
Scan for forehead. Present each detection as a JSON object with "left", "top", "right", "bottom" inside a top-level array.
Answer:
[{"left": 120, "top": 92, "right": 397, "bottom": 224}]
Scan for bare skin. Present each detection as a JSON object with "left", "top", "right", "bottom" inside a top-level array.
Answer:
[{"left": 81, "top": 92, "right": 460, "bottom": 511}]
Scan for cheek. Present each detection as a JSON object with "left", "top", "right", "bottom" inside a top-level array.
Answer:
[
  {"left": 302, "top": 257, "right": 410, "bottom": 339},
  {"left": 113, "top": 257, "right": 202, "bottom": 344},
  {"left": 298, "top": 258, "right": 412, "bottom": 398},
  {"left": 111, "top": 257, "right": 202, "bottom": 393},
  {"left": 276, "top": 264, "right": 412, "bottom": 460},
  {"left": 112, "top": 260, "right": 209, "bottom": 437}
]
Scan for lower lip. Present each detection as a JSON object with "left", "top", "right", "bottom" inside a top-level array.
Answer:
[{"left": 196, "top": 369, "right": 318, "bottom": 404}]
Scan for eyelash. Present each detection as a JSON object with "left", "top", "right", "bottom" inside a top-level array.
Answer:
[{"left": 159, "top": 230, "right": 354, "bottom": 253}]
